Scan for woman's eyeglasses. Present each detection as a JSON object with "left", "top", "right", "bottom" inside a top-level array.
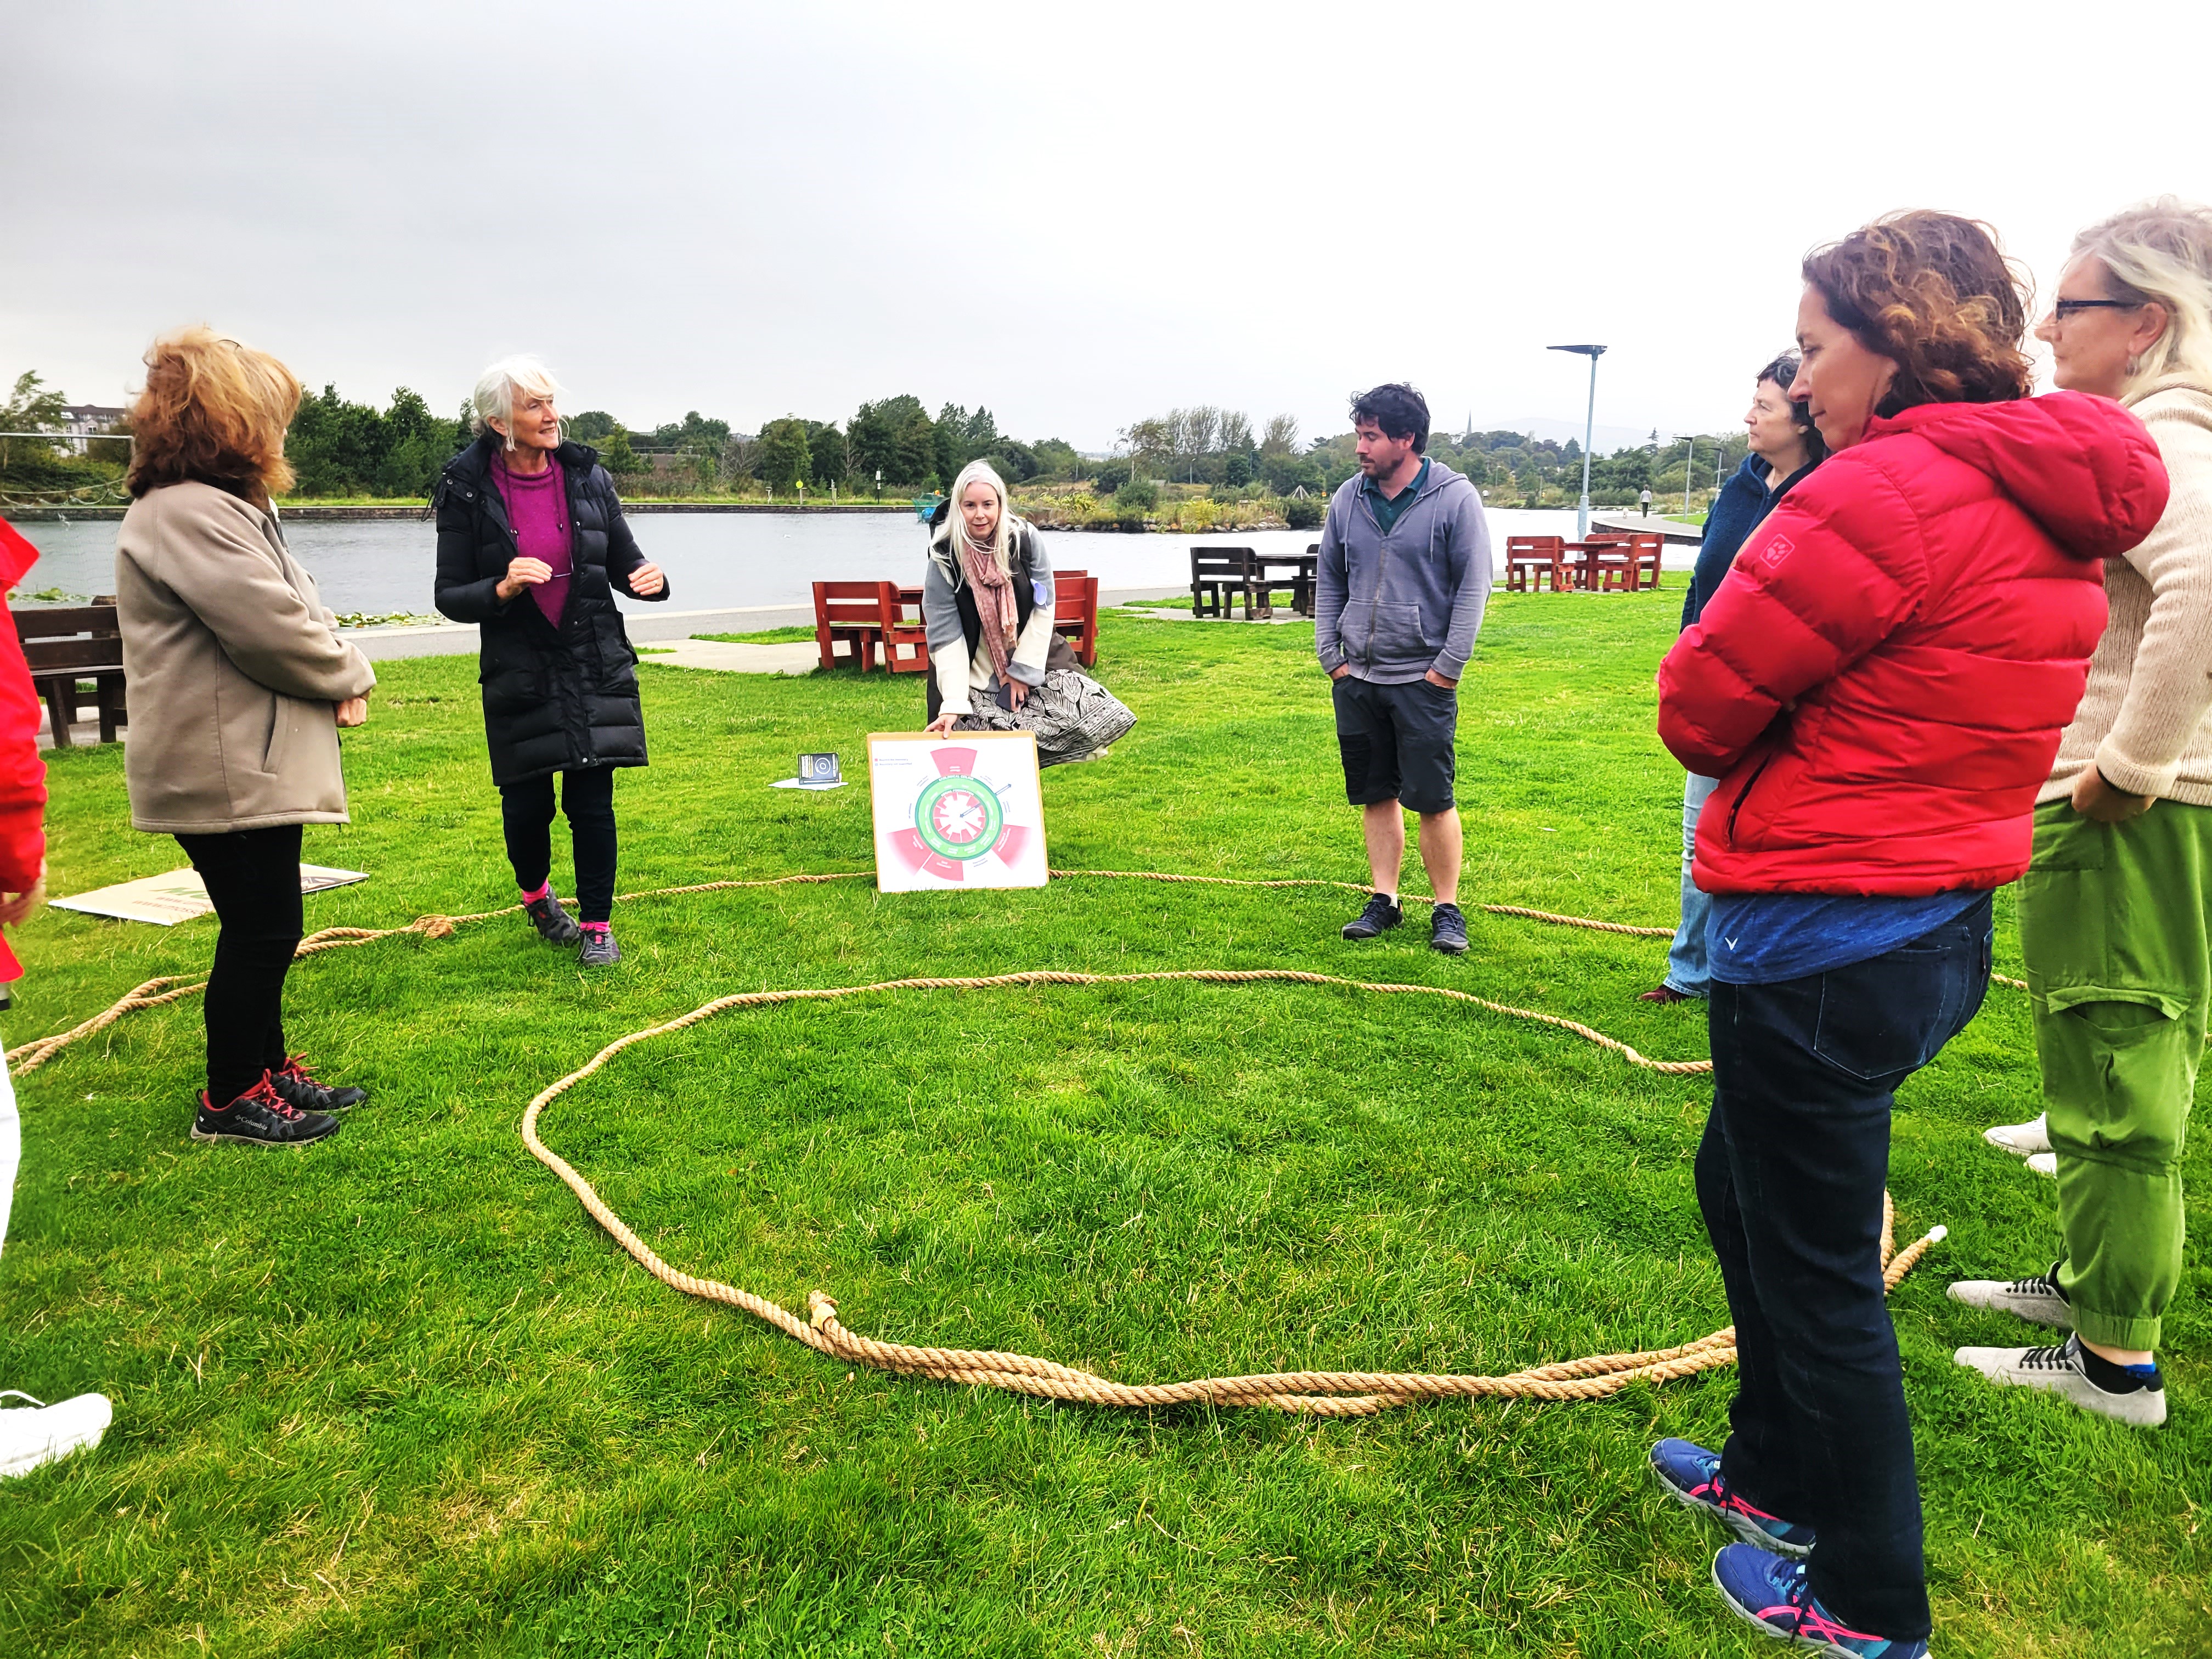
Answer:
[{"left": 2052, "top": 298, "right": 2143, "bottom": 320}]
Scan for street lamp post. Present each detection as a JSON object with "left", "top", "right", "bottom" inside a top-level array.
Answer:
[
  {"left": 1682, "top": 435, "right": 1695, "bottom": 516},
  {"left": 1548, "top": 344, "right": 1607, "bottom": 540}
]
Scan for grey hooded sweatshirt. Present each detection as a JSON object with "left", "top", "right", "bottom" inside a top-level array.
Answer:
[{"left": 1314, "top": 459, "right": 1493, "bottom": 685}]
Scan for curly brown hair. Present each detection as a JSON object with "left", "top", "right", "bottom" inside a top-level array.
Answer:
[
  {"left": 1801, "top": 211, "right": 2033, "bottom": 416},
  {"left": 126, "top": 326, "right": 302, "bottom": 500}
]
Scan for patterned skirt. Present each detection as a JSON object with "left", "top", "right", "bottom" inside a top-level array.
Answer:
[{"left": 955, "top": 669, "right": 1137, "bottom": 767}]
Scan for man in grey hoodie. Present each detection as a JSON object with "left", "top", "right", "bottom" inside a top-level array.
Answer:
[{"left": 1315, "top": 383, "right": 1493, "bottom": 954}]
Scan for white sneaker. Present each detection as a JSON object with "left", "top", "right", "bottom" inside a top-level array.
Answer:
[
  {"left": 0, "top": 1390, "right": 113, "bottom": 1479},
  {"left": 2027, "top": 1152, "right": 2058, "bottom": 1178},
  {"left": 1949, "top": 1262, "right": 2070, "bottom": 1328},
  {"left": 1953, "top": 1335, "right": 2166, "bottom": 1429},
  {"left": 1984, "top": 1112, "right": 2051, "bottom": 1157}
]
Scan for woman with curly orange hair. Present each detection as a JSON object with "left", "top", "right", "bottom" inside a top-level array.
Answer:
[
  {"left": 115, "top": 328, "right": 377, "bottom": 1149},
  {"left": 1649, "top": 213, "right": 2170, "bottom": 1655}
]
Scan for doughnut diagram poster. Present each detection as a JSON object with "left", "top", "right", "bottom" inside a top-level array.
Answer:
[{"left": 867, "top": 732, "right": 1050, "bottom": 892}]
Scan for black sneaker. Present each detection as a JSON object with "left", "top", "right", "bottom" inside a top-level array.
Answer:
[
  {"left": 191, "top": 1073, "right": 340, "bottom": 1147},
  {"left": 1430, "top": 901, "right": 1469, "bottom": 955},
  {"left": 1342, "top": 894, "right": 1403, "bottom": 940},
  {"left": 270, "top": 1053, "right": 367, "bottom": 1113},
  {"left": 526, "top": 891, "right": 582, "bottom": 946},
  {"left": 578, "top": 927, "right": 622, "bottom": 967}
]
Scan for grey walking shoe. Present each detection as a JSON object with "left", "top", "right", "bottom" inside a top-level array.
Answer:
[
  {"left": 1429, "top": 901, "right": 1469, "bottom": 955},
  {"left": 578, "top": 927, "right": 622, "bottom": 967},
  {"left": 1341, "top": 893, "right": 1403, "bottom": 940},
  {"left": 526, "top": 890, "right": 583, "bottom": 946},
  {"left": 1948, "top": 1261, "right": 2070, "bottom": 1328},
  {"left": 1954, "top": 1333, "right": 2166, "bottom": 1428}
]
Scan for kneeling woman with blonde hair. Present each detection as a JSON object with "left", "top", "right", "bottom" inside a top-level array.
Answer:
[
  {"left": 434, "top": 356, "right": 668, "bottom": 966},
  {"left": 921, "top": 460, "right": 1133, "bottom": 764}
]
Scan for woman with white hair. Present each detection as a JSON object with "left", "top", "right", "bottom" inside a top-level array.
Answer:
[
  {"left": 1952, "top": 198, "right": 2212, "bottom": 1427},
  {"left": 921, "top": 460, "right": 1133, "bottom": 764},
  {"left": 433, "top": 356, "right": 667, "bottom": 967}
]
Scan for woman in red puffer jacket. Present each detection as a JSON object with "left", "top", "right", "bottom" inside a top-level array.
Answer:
[
  {"left": 0, "top": 517, "right": 115, "bottom": 1480},
  {"left": 1646, "top": 212, "right": 2168, "bottom": 1657}
]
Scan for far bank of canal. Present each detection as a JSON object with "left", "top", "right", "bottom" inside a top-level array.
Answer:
[{"left": 9, "top": 508, "right": 1674, "bottom": 623}]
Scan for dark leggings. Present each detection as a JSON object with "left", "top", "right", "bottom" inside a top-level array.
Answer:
[
  {"left": 500, "top": 767, "right": 618, "bottom": 923},
  {"left": 174, "top": 823, "right": 303, "bottom": 1108}
]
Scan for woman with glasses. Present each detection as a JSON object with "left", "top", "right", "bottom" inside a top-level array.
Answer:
[
  {"left": 1651, "top": 211, "right": 2166, "bottom": 1656},
  {"left": 1642, "top": 354, "right": 1826, "bottom": 1005},
  {"left": 1952, "top": 199, "right": 2212, "bottom": 1429}
]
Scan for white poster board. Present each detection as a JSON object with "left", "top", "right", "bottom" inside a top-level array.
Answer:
[
  {"left": 48, "top": 865, "right": 369, "bottom": 926},
  {"left": 868, "top": 732, "right": 1049, "bottom": 891}
]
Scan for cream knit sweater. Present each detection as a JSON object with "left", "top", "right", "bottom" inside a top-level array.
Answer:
[{"left": 2042, "top": 375, "right": 2212, "bottom": 805}]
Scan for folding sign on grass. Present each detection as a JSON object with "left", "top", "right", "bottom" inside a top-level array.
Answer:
[{"left": 868, "top": 732, "right": 1048, "bottom": 891}]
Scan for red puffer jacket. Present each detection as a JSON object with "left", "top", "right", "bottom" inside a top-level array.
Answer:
[
  {"left": 1658, "top": 393, "right": 2168, "bottom": 895},
  {"left": 0, "top": 520, "right": 51, "bottom": 982}
]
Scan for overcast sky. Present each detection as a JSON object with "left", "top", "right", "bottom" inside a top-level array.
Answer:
[{"left": 6, "top": 1, "right": 2209, "bottom": 453}]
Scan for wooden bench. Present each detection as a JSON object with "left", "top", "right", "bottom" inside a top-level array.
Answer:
[
  {"left": 883, "top": 585, "right": 930, "bottom": 674},
  {"left": 14, "top": 600, "right": 127, "bottom": 746},
  {"left": 1191, "top": 547, "right": 1265, "bottom": 619},
  {"left": 1053, "top": 568, "right": 1099, "bottom": 667},
  {"left": 812, "top": 580, "right": 894, "bottom": 672},
  {"left": 1504, "top": 535, "right": 1568, "bottom": 592}
]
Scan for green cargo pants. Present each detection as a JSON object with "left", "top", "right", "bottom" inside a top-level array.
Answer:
[{"left": 2017, "top": 797, "right": 2207, "bottom": 1352}]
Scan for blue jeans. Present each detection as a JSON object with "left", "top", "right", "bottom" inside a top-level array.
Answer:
[
  {"left": 1664, "top": 772, "right": 1719, "bottom": 995},
  {"left": 1697, "top": 894, "right": 1992, "bottom": 1644}
]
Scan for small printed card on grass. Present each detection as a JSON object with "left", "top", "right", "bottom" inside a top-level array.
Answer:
[
  {"left": 49, "top": 865, "right": 370, "bottom": 926},
  {"left": 868, "top": 732, "right": 1048, "bottom": 892}
]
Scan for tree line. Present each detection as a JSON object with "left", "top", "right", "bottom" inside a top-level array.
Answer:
[{"left": 2, "top": 366, "right": 1751, "bottom": 511}]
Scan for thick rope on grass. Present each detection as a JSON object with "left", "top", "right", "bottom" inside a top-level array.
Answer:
[
  {"left": 518, "top": 974, "right": 1947, "bottom": 1415},
  {"left": 4, "top": 870, "right": 1685, "bottom": 1076}
]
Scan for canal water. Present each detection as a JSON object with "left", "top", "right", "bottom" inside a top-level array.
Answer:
[{"left": 10, "top": 507, "right": 1664, "bottom": 617}]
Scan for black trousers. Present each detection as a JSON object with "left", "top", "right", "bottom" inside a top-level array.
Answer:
[
  {"left": 500, "top": 767, "right": 618, "bottom": 923},
  {"left": 1697, "top": 895, "right": 1991, "bottom": 1644},
  {"left": 174, "top": 823, "right": 304, "bottom": 1108}
]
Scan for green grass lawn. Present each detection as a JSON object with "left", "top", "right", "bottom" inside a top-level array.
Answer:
[{"left": 1, "top": 592, "right": 2203, "bottom": 1656}]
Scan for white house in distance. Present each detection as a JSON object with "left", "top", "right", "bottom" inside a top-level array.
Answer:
[{"left": 59, "top": 404, "right": 127, "bottom": 454}]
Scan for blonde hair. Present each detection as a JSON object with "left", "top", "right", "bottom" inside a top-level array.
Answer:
[
  {"left": 471, "top": 354, "right": 566, "bottom": 445},
  {"left": 126, "top": 326, "right": 302, "bottom": 499},
  {"left": 934, "top": 459, "right": 1021, "bottom": 572},
  {"left": 2069, "top": 197, "right": 2212, "bottom": 394}
]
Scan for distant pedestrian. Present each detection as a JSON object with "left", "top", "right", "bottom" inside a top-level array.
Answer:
[
  {"left": 1952, "top": 198, "right": 2212, "bottom": 1429},
  {"left": 0, "top": 517, "right": 112, "bottom": 1477},
  {"left": 434, "top": 356, "right": 669, "bottom": 966},
  {"left": 1315, "top": 383, "right": 1492, "bottom": 955},
  {"left": 1641, "top": 354, "right": 1826, "bottom": 1003},
  {"left": 1651, "top": 211, "right": 2165, "bottom": 1656},
  {"left": 1640, "top": 487, "right": 1653, "bottom": 516},
  {"left": 921, "top": 460, "right": 1135, "bottom": 763},
  {"left": 115, "top": 327, "right": 377, "bottom": 1148}
]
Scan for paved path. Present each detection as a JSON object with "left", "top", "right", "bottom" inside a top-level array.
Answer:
[{"left": 638, "top": 640, "right": 819, "bottom": 675}]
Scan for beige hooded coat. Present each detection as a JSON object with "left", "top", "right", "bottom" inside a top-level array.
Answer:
[{"left": 115, "top": 482, "right": 376, "bottom": 834}]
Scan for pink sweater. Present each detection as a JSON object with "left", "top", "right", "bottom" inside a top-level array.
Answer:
[{"left": 492, "top": 455, "right": 573, "bottom": 627}]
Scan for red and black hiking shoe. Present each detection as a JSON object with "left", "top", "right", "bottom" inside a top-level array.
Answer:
[
  {"left": 270, "top": 1054, "right": 368, "bottom": 1113},
  {"left": 191, "top": 1073, "right": 341, "bottom": 1148}
]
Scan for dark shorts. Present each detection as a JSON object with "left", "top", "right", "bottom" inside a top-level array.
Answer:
[{"left": 1333, "top": 673, "right": 1457, "bottom": 814}]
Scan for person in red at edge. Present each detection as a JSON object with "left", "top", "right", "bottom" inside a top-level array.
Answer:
[
  {"left": 0, "top": 519, "right": 115, "bottom": 1478},
  {"left": 1646, "top": 212, "right": 2168, "bottom": 1657}
]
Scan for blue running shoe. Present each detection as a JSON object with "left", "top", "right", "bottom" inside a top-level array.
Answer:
[
  {"left": 1712, "top": 1544, "right": 1928, "bottom": 1657},
  {"left": 1650, "top": 1438, "right": 1815, "bottom": 1558}
]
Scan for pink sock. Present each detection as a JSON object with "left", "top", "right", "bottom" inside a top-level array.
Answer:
[
  {"left": 580, "top": 921, "right": 610, "bottom": 935},
  {"left": 520, "top": 881, "right": 551, "bottom": 904}
]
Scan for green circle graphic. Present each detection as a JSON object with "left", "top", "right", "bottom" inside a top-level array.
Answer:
[{"left": 913, "top": 774, "right": 1005, "bottom": 861}]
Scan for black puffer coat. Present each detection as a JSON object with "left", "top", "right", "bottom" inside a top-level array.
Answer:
[{"left": 433, "top": 436, "right": 670, "bottom": 786}]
